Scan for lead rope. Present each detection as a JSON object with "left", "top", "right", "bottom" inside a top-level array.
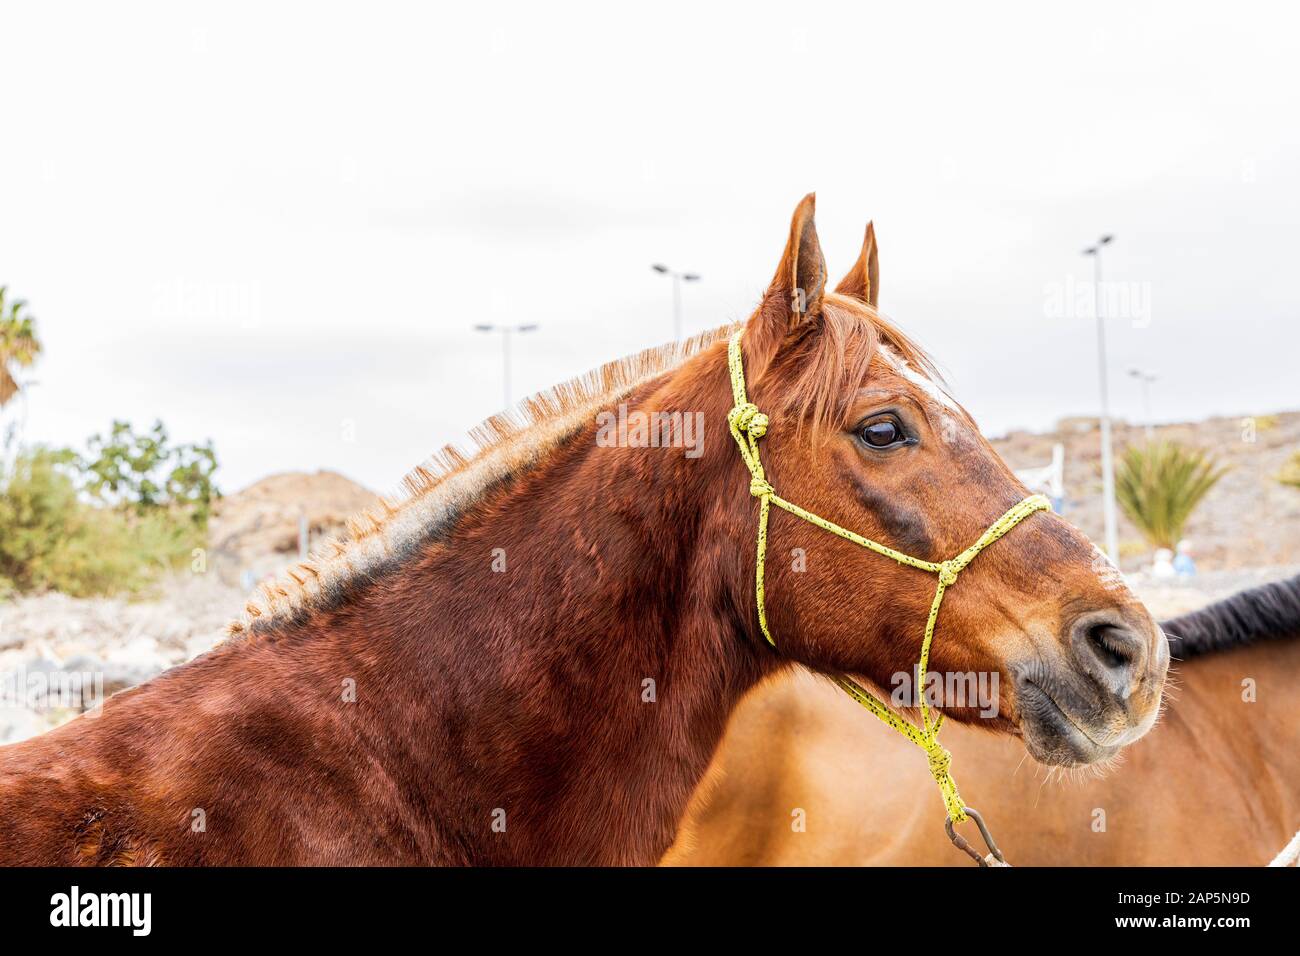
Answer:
[
  {"left": 1268, "top": 827, "right": 1300, "bottom": 867},
  {"left": 725, "top": 328, "right": 1050, "bottom": 865}
]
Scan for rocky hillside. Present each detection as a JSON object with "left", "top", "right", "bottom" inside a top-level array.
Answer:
[
  {"left": 992, "top": 410, "right": 1300, "bottom": 571},
  {"left": 207, "top": 470, "right": 381, "bottom": 579}
]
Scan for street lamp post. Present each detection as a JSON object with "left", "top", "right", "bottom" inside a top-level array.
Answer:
[
  {"left": 1083, "top": 234, "right": 1119, "bottom": 566},
  {"left": 1128, "top": 367, "right": 1158, "bottom": 441},
  {"left": 651, "top": 264, "right": 700, "bottom": 342},
  {"left": 473, "top": 322, "right": 539, "bottom": 409}
]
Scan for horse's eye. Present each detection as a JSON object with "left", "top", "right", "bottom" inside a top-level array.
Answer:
[{"left": 859, "top": 419, "right": 906, "bottom": 448}]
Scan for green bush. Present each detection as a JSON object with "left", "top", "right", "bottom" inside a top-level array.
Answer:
[
  {"left": 0, "top": 447, "right": 202, "bottom": 598},
  {"left": 1115, "top": 441, "right": 1227, "bottom": 551},
  {"left": 2, "top": 285, "right": 218, "bottom": 597},
  {"left": 82, "top": 420, "right": 219, "bottom": 529}
]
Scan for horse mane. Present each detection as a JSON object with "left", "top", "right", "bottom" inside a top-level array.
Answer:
[
  {"left": 228, "top": 293, "right": 943, "bottom": 636},
  {"left": 1161, "top": 573, "right": 1300, "bottom": 659},
  {"left": 228, "top": 323, "right": 736, "bottom": 635}
]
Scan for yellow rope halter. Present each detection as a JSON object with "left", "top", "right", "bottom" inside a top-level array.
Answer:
[{"left": 726, "top": 328, "right": 1050, "bottom": 825}]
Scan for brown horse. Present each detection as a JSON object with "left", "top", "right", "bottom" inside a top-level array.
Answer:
[
  {"left": 665, "top": 574, "right": 1300, "bottom": 866},
  {"left": 0, "top": 196, "right": 1166, "bottom": 865}
]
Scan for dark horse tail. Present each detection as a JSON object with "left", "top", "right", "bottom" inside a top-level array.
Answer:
[{"left": 1161, "top": 572, "right": 1300, "bottom": 660}]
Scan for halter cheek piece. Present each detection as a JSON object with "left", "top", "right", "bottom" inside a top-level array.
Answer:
[{"left": 726, "top": 328, "right": 1050, "bottom": 864}]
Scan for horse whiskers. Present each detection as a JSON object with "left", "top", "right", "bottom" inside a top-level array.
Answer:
[
  {"left": 1158, "top": 668, "right": 1184, "bottom": 706},
  {"left": 1011, "top": 749, "right": 1031, "bottom": 779},
  {"left": 1031, "top": 749, "right": 1127, "bottom": 791}
]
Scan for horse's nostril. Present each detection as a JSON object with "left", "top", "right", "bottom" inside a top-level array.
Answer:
[
  {"left": 1088, "top": 624, "right": 1138, "bottom": 670},
  {"left": 1070, "top": 612, "right": 1148, "bottom": 693}
]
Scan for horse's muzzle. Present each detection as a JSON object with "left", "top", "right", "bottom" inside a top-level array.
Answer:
[{"left": 1013, "top": 611, "right": 1168, "bottom": 766}]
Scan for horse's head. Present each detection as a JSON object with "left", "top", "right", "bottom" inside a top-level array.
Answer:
[{"left": 732, "top": 195, "right": 1167, "bottom": 767}]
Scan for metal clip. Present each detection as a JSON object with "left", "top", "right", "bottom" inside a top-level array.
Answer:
[{"left": 945, "top": 807, "right": 1009, "bottom": 867}]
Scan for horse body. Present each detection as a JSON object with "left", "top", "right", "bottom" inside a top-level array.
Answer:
[
  {"left": 0, "top": 196, "right": 1167, "bottom": 865},
  {"left": 664, "top": 576, "right": 1300, "bottom": 866}
]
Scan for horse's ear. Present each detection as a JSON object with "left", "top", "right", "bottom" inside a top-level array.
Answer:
[
  {"left": 835, "top": 221, "right": 879, "bottom": 308},
  {"left": 744, "top": 193, "right": 827, "bottom": 376},
  {"left": 778, "top": 193, "right": 827, "bottom": 319}
]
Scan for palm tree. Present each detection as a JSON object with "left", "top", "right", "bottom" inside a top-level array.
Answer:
[
  {"left": 1115, "top": 441, "right": 1227, "bottom": 551},
  {"left": 0, "top": 287, "right": 42, "bottom": 408}
]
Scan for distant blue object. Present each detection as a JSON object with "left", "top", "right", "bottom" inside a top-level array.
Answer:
[{"left": 1173, "top": 553, "right": 1197, "bottom": 577}]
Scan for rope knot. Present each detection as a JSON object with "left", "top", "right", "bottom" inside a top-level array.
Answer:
[
  {"left": 729, "top": 402, "right": 768, "bottom": 438},
  {"left": 938, "top": 560, "right": 959, "bottom": 587},
  {"left": 749, "top": 477, "right": 774, "bottom": 499},
  {"left": 926, "top": 743, "right": 953, "bottom": 783}
]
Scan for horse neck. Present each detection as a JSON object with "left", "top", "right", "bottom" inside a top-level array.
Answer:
[
  {"left": 1161, "top": 637, "right": 1300, "bottom": 783},
  {"left": 316, "top": 352, "right": 777, "bottom": 863}
]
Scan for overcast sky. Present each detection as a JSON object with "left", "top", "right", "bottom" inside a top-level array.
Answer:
[{"left": 2, "top": 2, "right": 1297, "bottom": 493}]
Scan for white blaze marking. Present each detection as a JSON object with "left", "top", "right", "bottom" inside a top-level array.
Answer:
[{"left": 880, "top": 346, "right": 963, "bottom": 413}]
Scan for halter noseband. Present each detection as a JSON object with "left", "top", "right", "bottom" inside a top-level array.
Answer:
[{"left": 726, "top": 328, "right": 1049, "bottom": 857}]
